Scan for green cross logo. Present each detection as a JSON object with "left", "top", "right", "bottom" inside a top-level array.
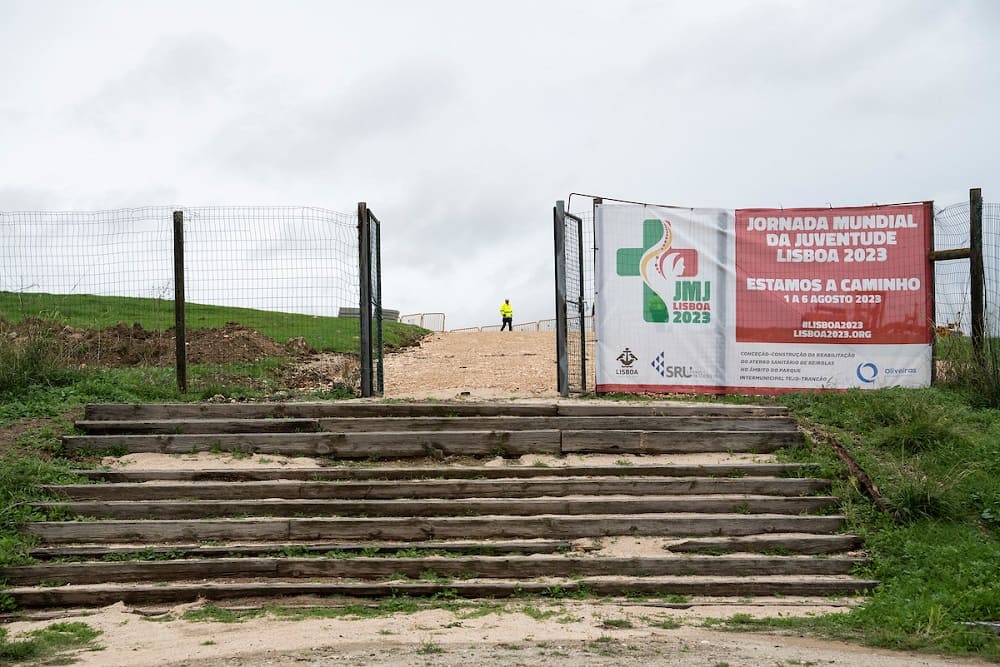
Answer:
[
  {"left": 616, "top": 218, "right": 670, "bottom": 322},
  {"left": 616, "top": 218, "right": 698, "bottom": 323}
]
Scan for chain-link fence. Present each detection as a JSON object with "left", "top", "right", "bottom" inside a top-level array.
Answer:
[
  {"left": 931, "top": 195, "right": 1000, "bottom": 403},
  {"left": 933, "top": 199, "right": 1000, "bottom": 336},
  {"left": 0, "top": 205, "right": 384, "bottom": 395}
]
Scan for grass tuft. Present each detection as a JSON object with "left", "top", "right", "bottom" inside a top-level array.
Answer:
[{"left": 0, "top": 622, "right": 102, "bottom": 663}]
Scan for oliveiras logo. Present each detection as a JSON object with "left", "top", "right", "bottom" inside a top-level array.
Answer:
[{"left": 616, "top": 218, "right": 711, "bottom": 325}]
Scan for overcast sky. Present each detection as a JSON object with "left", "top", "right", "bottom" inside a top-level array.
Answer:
[{"left": 1, "top": 0, "right": 997, "bottom": 329}]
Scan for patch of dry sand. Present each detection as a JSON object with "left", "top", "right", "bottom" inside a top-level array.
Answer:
[{"left": 6, "top": 600, "right": 989, "bottom": 667}]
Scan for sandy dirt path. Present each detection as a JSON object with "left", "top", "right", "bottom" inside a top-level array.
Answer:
[
  {"left": 383, "top": 331, "right": 559, "bottom": 399},
  {"left": 8, "top": 600, "right": 989, "bottom": 667}
]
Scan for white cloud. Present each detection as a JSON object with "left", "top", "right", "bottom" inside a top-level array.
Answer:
[{"left": 0, "top": 0, "right": 997, "bottom": 329}]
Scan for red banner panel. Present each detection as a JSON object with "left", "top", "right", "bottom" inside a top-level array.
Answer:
[{"left": 735, "top": 203, "right": 933, "bottom": 345}]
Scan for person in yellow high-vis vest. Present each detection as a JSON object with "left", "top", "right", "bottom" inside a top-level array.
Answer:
[{"left": 499, "top": 299, "right": 513, "bottom": 331}]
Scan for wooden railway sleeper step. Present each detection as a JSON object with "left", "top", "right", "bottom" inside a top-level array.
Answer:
[
  {"left": 61, "top": 429, "right": 802, "bottom": 457},
  {"left": 82, "top": 402, "right": 790, "bottom": 420},
  {"left": 4, "top": 576, "right": 877, "bottom": 609},
  {"left": 28, "top": 539, "right": 583, "bottom": 561},
  {"left": 25, "top": 514, "right": 848, "bottom": 544},
  {"left": 69, "top": 463, "right": 823, "bottom": 483},
  {"left": 31, "top": 495, "right": 843, "bottom": 520},
  {"left": 73, "top": 415, "right": 799, "bottom": 435},
  {"left": 42, "top": 477, "right": 833, "bottom": 501},
  {"left": 1, "top": 555, "right": 868, "bottom": 587}
]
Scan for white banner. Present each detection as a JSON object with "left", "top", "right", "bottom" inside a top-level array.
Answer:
[{"left": 595, "top": 202, "right": 932, "bottom": 393}]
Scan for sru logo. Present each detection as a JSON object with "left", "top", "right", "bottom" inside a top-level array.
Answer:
[{"left": 663, "top": 365, "right": 693, "bottom": 378}]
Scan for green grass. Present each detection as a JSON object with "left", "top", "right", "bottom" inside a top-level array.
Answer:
[
  {"left": 0, "top": 444, "right": 91, "bottom": 566},
  {"left": 0, "top": 622, "right": 102, "bottom": 663},
  {"left": 770, "top": 387, "right": 1000, "bottom": 660},
  {"left": 0, "top": 290, "right": 426, "bottom": 353}
]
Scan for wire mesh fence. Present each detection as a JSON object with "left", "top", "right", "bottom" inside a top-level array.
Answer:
[
  {"left": 562, "top": 208, "right": 596, "bottom": 393},
  {"left": 1, "top": 206, "right": 360, "bottom": 333},
  {"left": 934, "top": 202, "right": 975, "bottom": 333},
  {"left": 0, "top": 206, "right": 381, "bottom": 391},
  {"left": 987, "top": 202, "right": 1000, "bottom": 337},
  {"left": 933, "top": 200, "right": 1000, "bottom": 335}
]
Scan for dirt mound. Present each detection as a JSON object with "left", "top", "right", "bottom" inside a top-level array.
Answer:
[{"left": 0, "top": 318, "right": 299, "bottom": 367}]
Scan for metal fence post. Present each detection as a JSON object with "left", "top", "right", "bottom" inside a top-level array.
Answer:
[
  {"left": 357, "top": 202, "right": 373, "bottom": 397},
  {"left": 928, "top": 203, "right": 937, "bottom": 385},
  {"left": 554, "top": 201, "right": 569, "bottom": 396},
  {"left": 577, "top": 210, "right": 587, "bottom": 393},
  {"left": 172, "top": 210, "right": 187, "bottom": 393},
  {"left": 373, "top": 213, "right": 384, "bottom": 396},
  {"left": 970, "top": 188, "right": 985, "bottom": 367}
]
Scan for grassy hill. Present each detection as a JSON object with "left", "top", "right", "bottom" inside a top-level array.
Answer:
[{"left": 0, "top": 291, "right": 426, "bottom": 353}]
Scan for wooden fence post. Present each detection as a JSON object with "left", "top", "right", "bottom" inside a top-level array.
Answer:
[
  {"left": 970, "top": 188, "right": 984, "bottom": 367},
  {"left": 172, "top": 210, "right": 187, "bottom": 393}
]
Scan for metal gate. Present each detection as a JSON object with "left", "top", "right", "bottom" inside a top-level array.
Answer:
[
  {"left": 554, "top": 200, "right": 595, "bottom": 395},
  {"left": 358, "top": 202, "right": 384, "bottom": 397}
]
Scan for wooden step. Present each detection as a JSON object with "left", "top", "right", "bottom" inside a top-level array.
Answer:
[
  {"left": 34, "top": 495, "right": 841, "bottom": 520},
  {"left": 84, "top": 402, "right": 789, "bottom": 421},
  {"left": 28, "top": 540, "right": 578, "bottom": 561},
  {"left": 70, "top": 463, "right": 820, "bottom": 483},
  {"left": 26, "top": 514, "right": 847, "bottom": 544},
  {"left": 4, "top": 576, "right": 876, "bottom": 608},
  {"left": 1, "top": 555, "right": 865, "bottom": 586},
  {"left": 73, "top": 415, "right": 798, "bottom": 435},
  {"left": 561, "top": 430, "right": 800, "bottom": 453},
  {"left": 62, "top": 431, "right": 562, "bottom": 457},
  {"left": 62, "top": 429, "right": 800, "bottom": 457},
  {"left": 666, "top": 534, "right": 863, "bottom": 555},
  {"left": 45, "top": 477, "right": 831, "bottom": 501},
  {"left": 18, "top": 400, "right": 871, "bottom": 610}
]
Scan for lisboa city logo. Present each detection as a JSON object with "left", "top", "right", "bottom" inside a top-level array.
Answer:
[
  {"left": 615, "top": 347, "right": 639, "bottom": 376},
  {"left": 616, "top": 218, "right": 711, "bottom": 325}
]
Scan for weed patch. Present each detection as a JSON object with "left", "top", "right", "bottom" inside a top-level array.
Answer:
[{"left": 0, "top": 621, "right": 102, "bottom": 663}]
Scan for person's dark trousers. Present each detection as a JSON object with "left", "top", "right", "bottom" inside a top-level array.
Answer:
[{"left": 501, "top": 317, "right": 512, "bottom": 331}]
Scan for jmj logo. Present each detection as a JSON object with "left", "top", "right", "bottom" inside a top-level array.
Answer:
[{"left": 616, "top": 218, "right": 704, "bottom": 323}]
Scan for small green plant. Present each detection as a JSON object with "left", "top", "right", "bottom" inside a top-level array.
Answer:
[
  {"left": 416, "top": 641, "right": 444, "bottom": 655},
  {"left": 662, "top": 594, "right": 692, "bottom": 604},
  {"left": 520, "top": 605, "right": 560, "bottom": 621},
  {"left": 182, "top": 606, "right": 265, "bottom": 623},
  {"left": 643, "top": 615, "right": 682, "bottom": 629},
  {"left": 601, "top": 618, "right": 634, "bottom": 629},
  {"left": 141, "top": 614, "right": 176, "bottom": 623},
  {"left": 0, "top": 622, "right": 102, "bottom": 663}
]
